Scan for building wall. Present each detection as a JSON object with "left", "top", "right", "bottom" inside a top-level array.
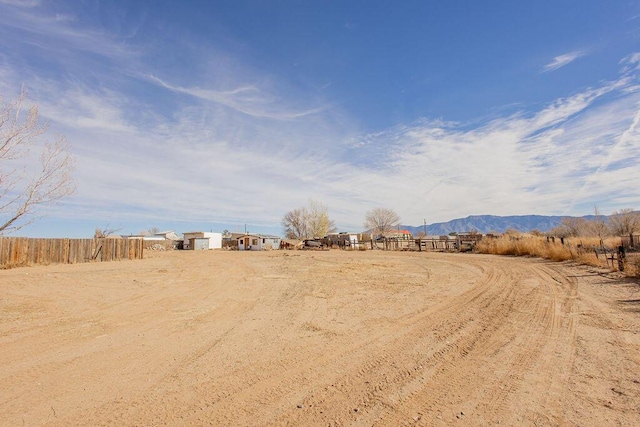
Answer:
[
  {"left": 238, "top": 235, "right": 259, "bottom": 250},
  {"left": 261, "top": 237, "right": 281, "bottom": 250},
  {"left": 183, "top": 232, "right": 222, "bottom": 250},
  {"left": 206, "top": 233, "right": 222, "bottom": 249},
  {"left": 192, "top": 238, "right": 210, "bottom": 250},
  {"left": 238, "top": 235, "right": 281, "bottom": 250}
]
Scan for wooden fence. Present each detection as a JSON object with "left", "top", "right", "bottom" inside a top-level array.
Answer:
[
  {"left": 621, "top": 234, "right": 640, "bottom": 249},
  {"left": 0, "top": 237, "right": 144, "bottom": 268},
  {"left": 320, "top": 236, "right": 482, "bottom": 252}
]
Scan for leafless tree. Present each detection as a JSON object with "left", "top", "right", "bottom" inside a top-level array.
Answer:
[
  {"left": 94, "top": 224, "right": 121, "bottom": 238},
  {"left": 555, "top": 217, "right": 587, "bottom": 237},
  {"left": 587, "top": 205, "right": 609, "bottom": 241},
  {"left": 282, "top": 200, "right": 336, "bottom": 240},
  {"left": 0, "top": 89, "right": 75, "bottom": 234},
  {"left": 141, "top": 226, "right": 161, "bottom": 236},
  {"left": 282, "top": 208, "right": 308, "bottom": 240},
  {"left": 364, "top": 207, "right": 400, "bottom": 237},
  {"left": 608, "top": 209, "right": 640, "bottom": 237}
]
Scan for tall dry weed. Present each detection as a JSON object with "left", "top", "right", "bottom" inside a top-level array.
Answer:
[
  {"left": 477, "top": 235, "right": 573, "bottom": 261},
  {"left": 624, "top": 254, "right": 640, "bottom": 277},
  {"left": 477, "top": 233, "right": 638, "bottom": 277},
  {"left": 476, "top": 235, "right": 618, "bottom": 266}
]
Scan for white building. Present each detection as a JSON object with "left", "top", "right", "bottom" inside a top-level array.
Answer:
[
  {"left": 237, "top": 234, "right": 281, "bottom": 251},
  {"left": 182, "top": 232, "right": 223, "bottom": 250}
]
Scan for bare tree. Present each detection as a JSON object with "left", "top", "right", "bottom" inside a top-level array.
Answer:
[
  {"left": 140, "top": 226, "right": 160, "bottom": 236},
  {"left": 94, "top": 224, "right": 121, "bottom": 238},
  {"left": 282, "top": 200, "right": 336, "bottom": 240},
  {"left": 364, "top": 207, "right": 400, "bottom": 237},
  {"left": 282, "top": 207, "right": 308, "bottom": 239},
  {"left": 587, "top": 205, "right": 609, "bottom": 241},
  {"left": 608, "top": 209, "right": 640, "bottom": 236},
  {"left": 0, "top": 89, "right": 75, "bottom": 234},
  {"left": 555, "top": 217, "right": 587, "bottom": 237}
]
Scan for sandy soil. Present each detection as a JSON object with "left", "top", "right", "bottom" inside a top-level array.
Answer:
[{"left": 1, "top": 250, "right": 639, "bottom": 426}]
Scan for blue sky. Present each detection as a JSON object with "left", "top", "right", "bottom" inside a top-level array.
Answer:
[{"left": 1, "top": 0, "right": 639, "bottom": 237}]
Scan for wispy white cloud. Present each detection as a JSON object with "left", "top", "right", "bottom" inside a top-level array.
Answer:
[
  {"left": 147, "top": 75, "right": 328, "bottom": 120},
  {"left": 0, "top": 4, "right": 132, "bottom": 63},
  {"left": 341, "top": 73, "right": 640, "bottom": 224},
  {"left": 0, "top": 0, "right": 41, "bottom": 7},
  {"left": 2, "top": 2, "right": 639, "bottom": 236},
  {"left": 541, "top": 50, "right": 586, "bottom": 73},
  {"left": 36, "top": 87, "right": 137, "bottom": 133},
  {"left": 30, "top": 65, "right": 639, "bottom": 233},
  {"left": 620, "top": 52, "right": 640, "bottom": 73}
]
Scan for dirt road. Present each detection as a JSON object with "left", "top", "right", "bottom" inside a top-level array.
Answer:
[{"left": 1, "top": 250, "right": 639, "bottom": 426}]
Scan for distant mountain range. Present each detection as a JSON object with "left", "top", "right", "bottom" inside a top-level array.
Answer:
[{"left": 401, "top": 214, "right": 599, "bottom": 235}]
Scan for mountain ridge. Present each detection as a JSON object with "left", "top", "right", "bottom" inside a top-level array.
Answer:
[{"left": 401, "top": 214, "right": 599, "bottom": 235}]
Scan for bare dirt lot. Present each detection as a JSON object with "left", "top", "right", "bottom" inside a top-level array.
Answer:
[{"left": 1, "top": 250, "right": 639, "bottom": 426}]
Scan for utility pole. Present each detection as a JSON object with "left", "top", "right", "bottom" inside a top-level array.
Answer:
[{"left": 424, "top": 219, "right": 427, "bottom": 237}]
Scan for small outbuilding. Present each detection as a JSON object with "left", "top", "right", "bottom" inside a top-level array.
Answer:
[{"left": 183, "top": 232, "right": 223, "bottom": 250}]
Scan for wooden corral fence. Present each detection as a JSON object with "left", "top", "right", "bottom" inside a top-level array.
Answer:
[
  {"left": 372, "top": 234, "right": 484, "bottom": 252},
  {"left": 415, "top": 238, "right": 458, "bottom": 252},
  {"left": 0, "top": 237, "right": 144, "bottom": 268},
  {"left": 620, "top": 234, "right": 639, "bottom": 250}
]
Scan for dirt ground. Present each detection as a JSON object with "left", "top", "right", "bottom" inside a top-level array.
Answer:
[{"left": 1, "top": 250, "right": 639, "bottom": 426}]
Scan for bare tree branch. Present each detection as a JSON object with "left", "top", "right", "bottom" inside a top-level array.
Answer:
[
  {"left": 0, "top": 89, "right": 76, "bottom": 234},
  {"left": 94, "top": 224, "right": 121, "bottom": 238}
]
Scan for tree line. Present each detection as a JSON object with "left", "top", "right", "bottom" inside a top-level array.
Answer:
[
  {"left": 282, "top": 201, "right": 400, "bottom": 240},
  {"left": 549, "top": 208, "right": 640, "bottom": 239},
  {"left": 282, "top": 202, "right": 640, "bottom": 242}
]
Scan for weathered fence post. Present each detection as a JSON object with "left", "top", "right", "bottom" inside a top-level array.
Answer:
[{"left": 618, "top": 246, "right": 626, "bottom": 271}]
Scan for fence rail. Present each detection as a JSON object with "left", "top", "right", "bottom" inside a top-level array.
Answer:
[
  {"left": 621, "top": 234, "right": 640, "bottom": 249},
  {"left": 0, "top": 237, "right": 144, "bottom": 268}
]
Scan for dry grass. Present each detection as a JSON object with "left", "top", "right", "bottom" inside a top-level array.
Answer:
[
  {"left": 625, "top": 254, "right": 640, "bottom": 277},
  {"left": 477, "top": 235, "right": 571, "bottom": 260},
  {"left": 476, "top": 234, "right": 638, "bottom": 276}
]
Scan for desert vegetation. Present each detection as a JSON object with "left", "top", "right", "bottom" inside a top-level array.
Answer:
[{"left": 476, "top": 209, "right": 640, "bottom": 277}]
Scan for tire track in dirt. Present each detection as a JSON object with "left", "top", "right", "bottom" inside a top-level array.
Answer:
[
  {"left": 264, "top": 257, "right": 580, "bottom": 426},
  {"left": 57, "top": 256, "right": 266, "bottom": 426},
  {"left": 64, "top": 255, "right": 478, "bottom": 426},
  {"left": 465, "top": 263, "right": 574, "bottom": 425},
  {"left": 339, "top": 262, "right": 519, "bottom": 426},
  {"left": 264, "top": 258, "right": 508, "bottom": 425},
  {"left": 4, "top": 251, "right": 626, "bottom": 426}
]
